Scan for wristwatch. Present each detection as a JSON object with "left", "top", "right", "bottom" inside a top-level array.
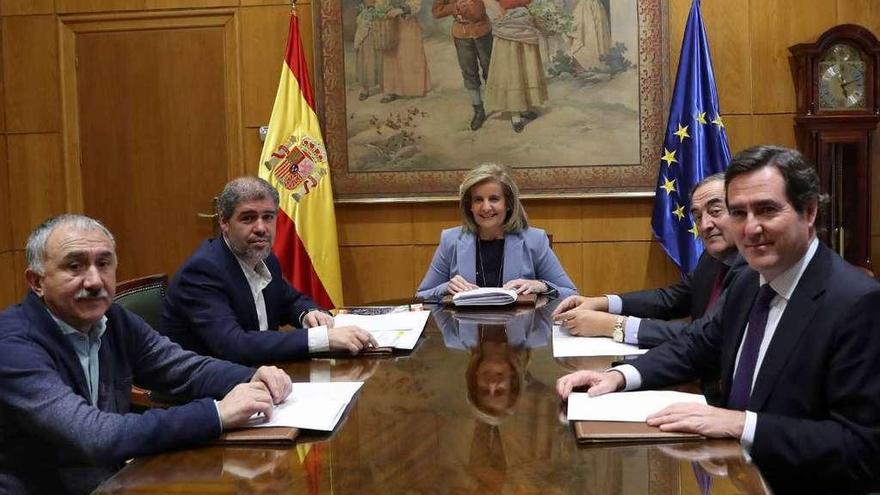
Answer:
[{"left": 612, "top": 316, "right": 625, "bottom": 343}]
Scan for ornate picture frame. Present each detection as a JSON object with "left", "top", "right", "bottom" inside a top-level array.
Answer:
[{"left": 313, "top": 0, "right": 667, "bottom": 201}]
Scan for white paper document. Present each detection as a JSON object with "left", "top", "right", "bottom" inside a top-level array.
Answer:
[
  {"left": 334, "top": 310, "right": 429, "bottom": 350},
  {"left": 251, "top": 381, "right": 364, "bottom": 431},
  {"left": 452, "top": 287, "right": 518, "bottom": 306},
  {"left": 552, "top": 325, "right": 648, "bottom": 357},
  {"left": 567, "top": 390, "right": 707, "bottom": 422}
]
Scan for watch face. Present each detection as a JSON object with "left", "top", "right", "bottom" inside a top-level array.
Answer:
[{"left": 818, "top": 43, "right": 867, "bottom": 110}]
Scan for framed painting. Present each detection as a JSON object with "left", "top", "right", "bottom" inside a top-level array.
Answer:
[{"left": 313, "top": 0, "right": 667, "bottom": 200}]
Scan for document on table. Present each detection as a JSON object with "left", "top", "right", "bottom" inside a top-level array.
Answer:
[
  {"left": 452, "top": 287, "right": 518, "bottom": 306},
  {"left": 334, "top": 310, "right": 429, "bottom": 350},
  {"left": 250, "top": 381, "right": 364, "bottom": 431},
  {"left": 567, "top": 390, "right": 707, "bottom": 422},
  {"left": 552, "top": 325, "right": 648, "bottom": 357}
]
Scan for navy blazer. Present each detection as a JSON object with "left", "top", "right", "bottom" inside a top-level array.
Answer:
[
  {"left": 0, "top": 292, "right": 253, "bottom": 494},
  {"left": 416, "top": 226, "right": 577, "bottom": 300},
  {"left": 620, "top": 252, "right": 746, "bottom": 348},
  {"left": 631, "top": 243, "right": 880, "bottom": 491},
  {"left": 161, "top": 238, "right": 319, "bottom": 364}
]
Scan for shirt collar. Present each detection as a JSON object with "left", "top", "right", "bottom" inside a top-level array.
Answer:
[
  {"left": 759, "top": 237, "right": 819, "bottom": 301},
  {"left": 49, "top": 310, "right": 108, "bottom": 340}
]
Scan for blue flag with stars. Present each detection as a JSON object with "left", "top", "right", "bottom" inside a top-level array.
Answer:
[{"left": 651, "top": 0, "right": 731, "bottom": 273}]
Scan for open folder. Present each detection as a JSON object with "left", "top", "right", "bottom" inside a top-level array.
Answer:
[{"left": 567, "top": 390, "right": 706, "bottom": 443}]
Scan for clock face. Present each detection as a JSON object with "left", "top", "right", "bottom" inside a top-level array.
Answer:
[{"left": 818, "top": 43, "right": 867, "bottom": 110}]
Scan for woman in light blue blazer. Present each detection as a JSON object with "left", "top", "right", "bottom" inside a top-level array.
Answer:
[{"left": 416, "top": 163, "right": 577, "bottom": 300}]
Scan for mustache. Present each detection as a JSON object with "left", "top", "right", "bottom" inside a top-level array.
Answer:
[{"left": 75, "top": 287, "right": 109, "bottom": 299}]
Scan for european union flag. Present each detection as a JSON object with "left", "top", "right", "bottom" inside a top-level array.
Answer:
[{"left": 651, "top": 0, "right": 731, "bottom": 273}]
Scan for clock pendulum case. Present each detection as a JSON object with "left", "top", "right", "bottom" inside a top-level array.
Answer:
[{"left": 790, "top": 24, "right": 880, "bottom": 271}]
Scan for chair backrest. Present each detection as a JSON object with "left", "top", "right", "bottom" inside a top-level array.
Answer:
[{"left": 114, "top": 274, "right": 168, "bottom": 330}]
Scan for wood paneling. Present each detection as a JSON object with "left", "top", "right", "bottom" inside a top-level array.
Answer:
[
  {"left": 0, "top": 135, "right": 9, "bottom": 252},
  {"left": 553, "top": 242, "right": 583, "bottom": 293},
  {"left": 56, "top": 0, "right": 236, "bottom": 14},
  {"left": 523, "top": 199, "right": 582, "bottom": 243},
  {"left": 340, "top": 245, "right": 414, "bottom": 304},
  {"left": 581, "top": 198, "right": 654, "bottom": 242},
  {"left": 751, "top": 114, "right": 798, "bottom": 149},
  {"left": 2, "top": 15, "right": 59, "bottom": 132},
  {"left": 337, "top": 203, "right": 413, "bottom": 246},
  {"left": 837, "top": 0, "right": 880, "bottom": 37},
  {"left": 722, "top": 114, "right": 753, "bottom": 155},
  {"left": 6, "top": 133, "right": 65, "bottom": 247},
  {"left": 75, "top": 26, "right": 231, "bottom": 280},
  {"left": 581, "top": 241, "right": 676, "bottom": 296},
  {"left": 241, "top": 0, "right": 292, "bottom": 6},
  {"left": 12, "top": 250, "right": 25, "bottom": 301},
  {"left": 0, "top": 251, "right": 18, "bottom": 308},
  {"left": 410, "top": 202, "right": 459, "bottom": 244},
  {"left": 411, "top": 244, "right": 437, "bottom": 294},
  {"left": 243, "top": 125, "right": 265, "bottom": 171},
  {"left": 749, "top": 0, "right": 836, "bottom": 113},
  {"left": 669, "top": 0, "right": 752, "bottom": 115},
  {"left": 241, "top": 5, "right": 298, "bottom": 127},
  {"left": 0, "top": 0, "right": 53, "bottom": 16}
]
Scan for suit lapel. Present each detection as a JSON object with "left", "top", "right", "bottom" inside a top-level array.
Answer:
[
  {"left": 690, "top": 253, "right": 716, "bottom": 317},
  {"left": 502, "top": 232, "right": 524, "bottom": 283},
  {"left": 457, "top": 232, "right": 476, "bottom": 282},
  {"left": 217, "top": 239, "right": 260, "bottom": 331},
  {"left": 748, "top": 246, "right": 827, "bottom": 411}
]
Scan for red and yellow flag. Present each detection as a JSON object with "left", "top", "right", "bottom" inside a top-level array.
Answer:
[{"left": 259, "top": 8, "right": 343, "bottom": 309}]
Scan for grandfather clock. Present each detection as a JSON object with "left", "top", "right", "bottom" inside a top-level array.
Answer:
[{"left": 790, "top": 24, "right": 880, "bottom": 271}]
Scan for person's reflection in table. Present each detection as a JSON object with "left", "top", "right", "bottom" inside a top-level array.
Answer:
[
  {"left": 657, "top": 442, "right": 771, "bottom": 495},
  {"left": 431, "top": 304, "right": 554, "bottom": 492}
]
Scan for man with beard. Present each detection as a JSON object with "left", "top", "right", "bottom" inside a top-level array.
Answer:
[{"left": 161, "top": 177, "right": 375, "bottom": 364}]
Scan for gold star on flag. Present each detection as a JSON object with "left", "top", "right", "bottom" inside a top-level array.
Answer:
[
  {"left": 712, "top": 115, "right": 724, "bottom": 128},
  {"left": 661, "top": 148, "right": 678, "bottom": 167},
  {"left": 688, "top": 223, "right": 699, "bottom": 238},
  {"left": 673, "top": 124, "right": 690, "bottom": 142},
  {"left": 695, "top": 112, "right": 707, "bottom": 125},
  {"left": 672, "top": 203, "right": 686, "bottom": 220},
  {"left": 661, "top": 176, "right": 676, "bottom": 195}
]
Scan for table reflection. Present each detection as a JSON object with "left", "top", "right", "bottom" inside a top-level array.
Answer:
[{"left": 98, "top": 303, "right": 770, "bottom": 495}]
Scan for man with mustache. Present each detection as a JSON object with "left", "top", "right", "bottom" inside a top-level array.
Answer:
[
  {"left": 557, "top": 146, "right": 880, "bottom": 492},
  {"left": 553, "top": 173, "right": 744, "bottom": 349},
  {"left": 0, "top": 214, "right": 292, "bottom": 494},
  {"left": 161, "top": 177, "right": 375, "bottom": 364}
]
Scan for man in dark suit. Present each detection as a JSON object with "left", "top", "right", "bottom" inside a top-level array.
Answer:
[
  {"left": 161, "top": 177, "right": 375, "bottom": 365},
  {"left": 557, "top": 146, "right": 880, "bottom": 492},
  {"left": 552, "top": 173, "right": 744, "bottom": 348},
  {"left": 0, "top": 214, "right": 292, "bottom": 494}
]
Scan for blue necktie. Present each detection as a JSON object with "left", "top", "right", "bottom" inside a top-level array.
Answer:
[{"left": 727, "top": 284, "right": 776, "bottom": 410}]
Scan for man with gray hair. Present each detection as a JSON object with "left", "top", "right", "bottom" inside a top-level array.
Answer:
[
  {"left": 161, "top": 176, "right": 376, "bottom": 364},
  {"left": 0, "top": 214, "right": 293, "bottom": 494}
]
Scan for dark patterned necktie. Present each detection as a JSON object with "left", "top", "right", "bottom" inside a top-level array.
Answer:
[{"left": 727, "top": 284, "right": 776, "bottom": 410}]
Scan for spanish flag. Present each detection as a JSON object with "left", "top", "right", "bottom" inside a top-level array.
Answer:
[{"left": 259, "top": 7, "right": 343, "bottom": 309}]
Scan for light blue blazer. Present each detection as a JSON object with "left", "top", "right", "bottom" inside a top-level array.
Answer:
[{"left": 416, "top": 226, "right": 578, "bottom": 300}]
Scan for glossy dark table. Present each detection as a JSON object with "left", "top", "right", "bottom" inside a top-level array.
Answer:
[{"left": 96, "top": 303, "right": 769, "bottom": 494}]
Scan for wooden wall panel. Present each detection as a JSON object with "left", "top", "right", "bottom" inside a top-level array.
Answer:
[
  {"left": 12, "top": 250, "right": 25, "bottom": 301},
  {"left": 243, "top": 125, "right": 264, "bottom": 172},
  {"left": 337, "top": 203, "right": 413, "bottom": 246},
  {"left": 837, "top": 0, "right": 880, "bottom": 37},
  {"left": 0, "top": 135, "right": 9, "bottom": 252},
  {"left": 669, "top": 0, "right": 752, "bottom": 115},
  {"left": 523, "top": 199, "right": 582, "bottom": 243},
  {"left": 340, "top": 245, "right": 414, "bottom": 304},
  {"left": 581, "top": 241, "right": 676, "bottom": 296},
  {"left": 552, "top": 242, "right": 582, "bottom": 293},
  {"left": 0, "top": 0, "right": 53, "bottom": 16},
  {"left": 411, "top": 245, "right": 436, "bottom": 294},
  {"left": 0, "top": 252, "right": 16, "bottom": 308},
  {"left": 581, "top": 198, "right": 654, "bottom": 242},
  {"left": 751, "top": 114, "right": 798, "bottom": 149},
  {"left": 749, "top": 0, "right": 836, "bottom": 113},
  {"left": 722, "top": 115, "right": 753, "bottom": 155},
  {"left": 1, "top": 15, "right": 59, "bottom": 132},
  {"left": 410, "top": 202, "right": 458, "bottom": 244},
  {"left": 241, "top": 0, "right": 291, "bottom": 6},
  {"left": 7, "top": 134, "right": 65, "bottom": 246},
  {"left": 55, "top": 0, "right": 236, "bottom": 14},
  {"left": 241, "top": 5, "right": 293, "bottom": 127}
]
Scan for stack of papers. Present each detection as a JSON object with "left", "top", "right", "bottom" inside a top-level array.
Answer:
[
  {"left": 334, "top": 310, "right": 429, "bottom": 350},
  {"left": 567, "top": 390, "right": 707, "bottom": 422},
  {"left": 452, "top": 287, "right": 518, "bottom": 306},
  {"left": 552, "top": 325, "right": 648, "bottom": 357},
  {"left": 251, "top": 381, "right": 364, "bottom": 431}
]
